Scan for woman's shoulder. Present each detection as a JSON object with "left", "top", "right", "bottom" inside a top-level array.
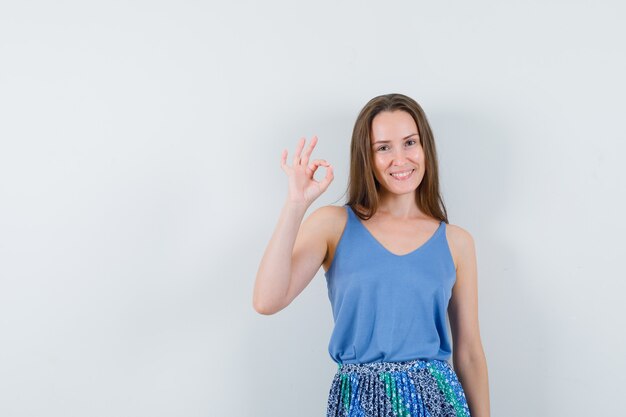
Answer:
[
  {"left": 443, "top": 221, "right": 476, "bottom": 271},
  {"left": 307, "top": 204, "right": 349, "bottom": 241},
  {"left": 309, "top": 204, "right": 348, "bottom": 228},
  {"left": 444, "top": 221, "right": 475, "bottom": 246}
]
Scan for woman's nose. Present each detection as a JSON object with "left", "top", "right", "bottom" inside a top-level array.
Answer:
[{"left": 391, "top": 149, "right": 408, "bottom": 164}]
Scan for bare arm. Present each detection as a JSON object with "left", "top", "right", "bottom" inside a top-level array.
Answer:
[
  {"left": 448, "top": 226, "right": 491, "bottom": 417},
  {"left": 252, "top": 136, "right": 333, "bottom": 315}
]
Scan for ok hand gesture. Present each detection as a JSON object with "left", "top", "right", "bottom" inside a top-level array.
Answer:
[{"left": 280, "top": 135, "right": 334, "bottom": 207}]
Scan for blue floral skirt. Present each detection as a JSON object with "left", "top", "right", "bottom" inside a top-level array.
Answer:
[{"left": 326, "top": 358, "right": 471, "bottom": 417}]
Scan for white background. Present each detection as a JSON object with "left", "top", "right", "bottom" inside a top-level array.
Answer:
[{"left": 1, "top": 1, "right": 625, "bottom": 416}]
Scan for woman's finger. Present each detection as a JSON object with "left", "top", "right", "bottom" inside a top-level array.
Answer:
[
  {"left": 307, "top": 160, "right": 332, "bottom": 186},
  {"left": 300, "top": 135, "right": 318, "bottom": 167},
  {"left": 318, "top": 165, "right": 334, "bottom": 192},
  {"left": 292, "top": 137, "right": 306, "bottom": 166},
  {"left": 307, "top": 159, "right": 329, "bottom": 173}
]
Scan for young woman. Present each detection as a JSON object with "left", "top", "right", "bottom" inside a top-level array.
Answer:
[{"left": 253, "top": 93, "right": 490, "bottom": 417}]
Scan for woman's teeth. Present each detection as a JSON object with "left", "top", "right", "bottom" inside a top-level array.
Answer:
[{"left": 390, "top": 169, "right": 414, "bottom": 180}]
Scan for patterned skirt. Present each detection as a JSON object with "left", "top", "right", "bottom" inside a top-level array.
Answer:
[{"left": 326, "top": 358, "right": 471, "bottom": 417}]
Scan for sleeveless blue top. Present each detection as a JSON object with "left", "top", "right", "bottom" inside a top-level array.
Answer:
[{"left": 324, "top": 204, "right": 456, "bottom": 364}]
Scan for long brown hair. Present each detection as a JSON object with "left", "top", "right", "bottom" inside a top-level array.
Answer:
[{"left": 345, "top": 93, "right": 448, "bottom": 223}]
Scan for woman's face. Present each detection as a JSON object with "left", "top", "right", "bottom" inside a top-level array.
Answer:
[{"left": 370, "top": 110, "right": 425, "bottom": 196}]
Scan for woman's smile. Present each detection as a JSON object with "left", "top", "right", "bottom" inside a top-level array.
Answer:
[{"left": 389, "top": 169, "right": 415, "bottom": 180}]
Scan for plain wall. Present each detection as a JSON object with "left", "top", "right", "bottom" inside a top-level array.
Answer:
[{"left": 1, "top": 1, "right": 625, "bottom": 416}]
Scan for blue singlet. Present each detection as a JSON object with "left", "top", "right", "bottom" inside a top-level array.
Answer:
[{"left": 324, "top": 204, "right": 457, "bottom": 365}]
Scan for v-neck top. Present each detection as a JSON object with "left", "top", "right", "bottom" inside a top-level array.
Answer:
[{"left": 324, "top": 204, "right": 457, "bottom": 365}]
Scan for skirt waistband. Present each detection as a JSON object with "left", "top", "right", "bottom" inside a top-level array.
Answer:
[{"left": 336, "top": 358, "right": 451, "bottom": 375}]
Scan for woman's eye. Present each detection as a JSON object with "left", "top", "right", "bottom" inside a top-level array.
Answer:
[{"left": 377, "top": 140, "right": 416, "bottom": 151}]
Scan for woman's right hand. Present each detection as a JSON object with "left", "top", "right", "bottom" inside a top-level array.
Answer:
[{"left": 280, "top": 135, "right": 334, "bottom": 207}]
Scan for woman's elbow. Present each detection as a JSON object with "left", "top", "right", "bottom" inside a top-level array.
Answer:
[{"left": 252, "top": 295, "right": 285, "bottom": 315}]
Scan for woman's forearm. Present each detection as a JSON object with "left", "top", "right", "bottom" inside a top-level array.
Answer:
[
  {"left": 453, "top": 352, "right": 491, "bottom": 417},
  {"left": 252, "top": 199, "right": 308, "bottom": 314}
]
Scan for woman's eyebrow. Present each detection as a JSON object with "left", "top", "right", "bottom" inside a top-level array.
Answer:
[{"left": 372, "top": 133, "right": 419, "bottom": 145}]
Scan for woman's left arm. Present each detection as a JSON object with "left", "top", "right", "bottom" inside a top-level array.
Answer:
[{"left": 447, "top": 226, "right": 491, "bottom": 417}]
